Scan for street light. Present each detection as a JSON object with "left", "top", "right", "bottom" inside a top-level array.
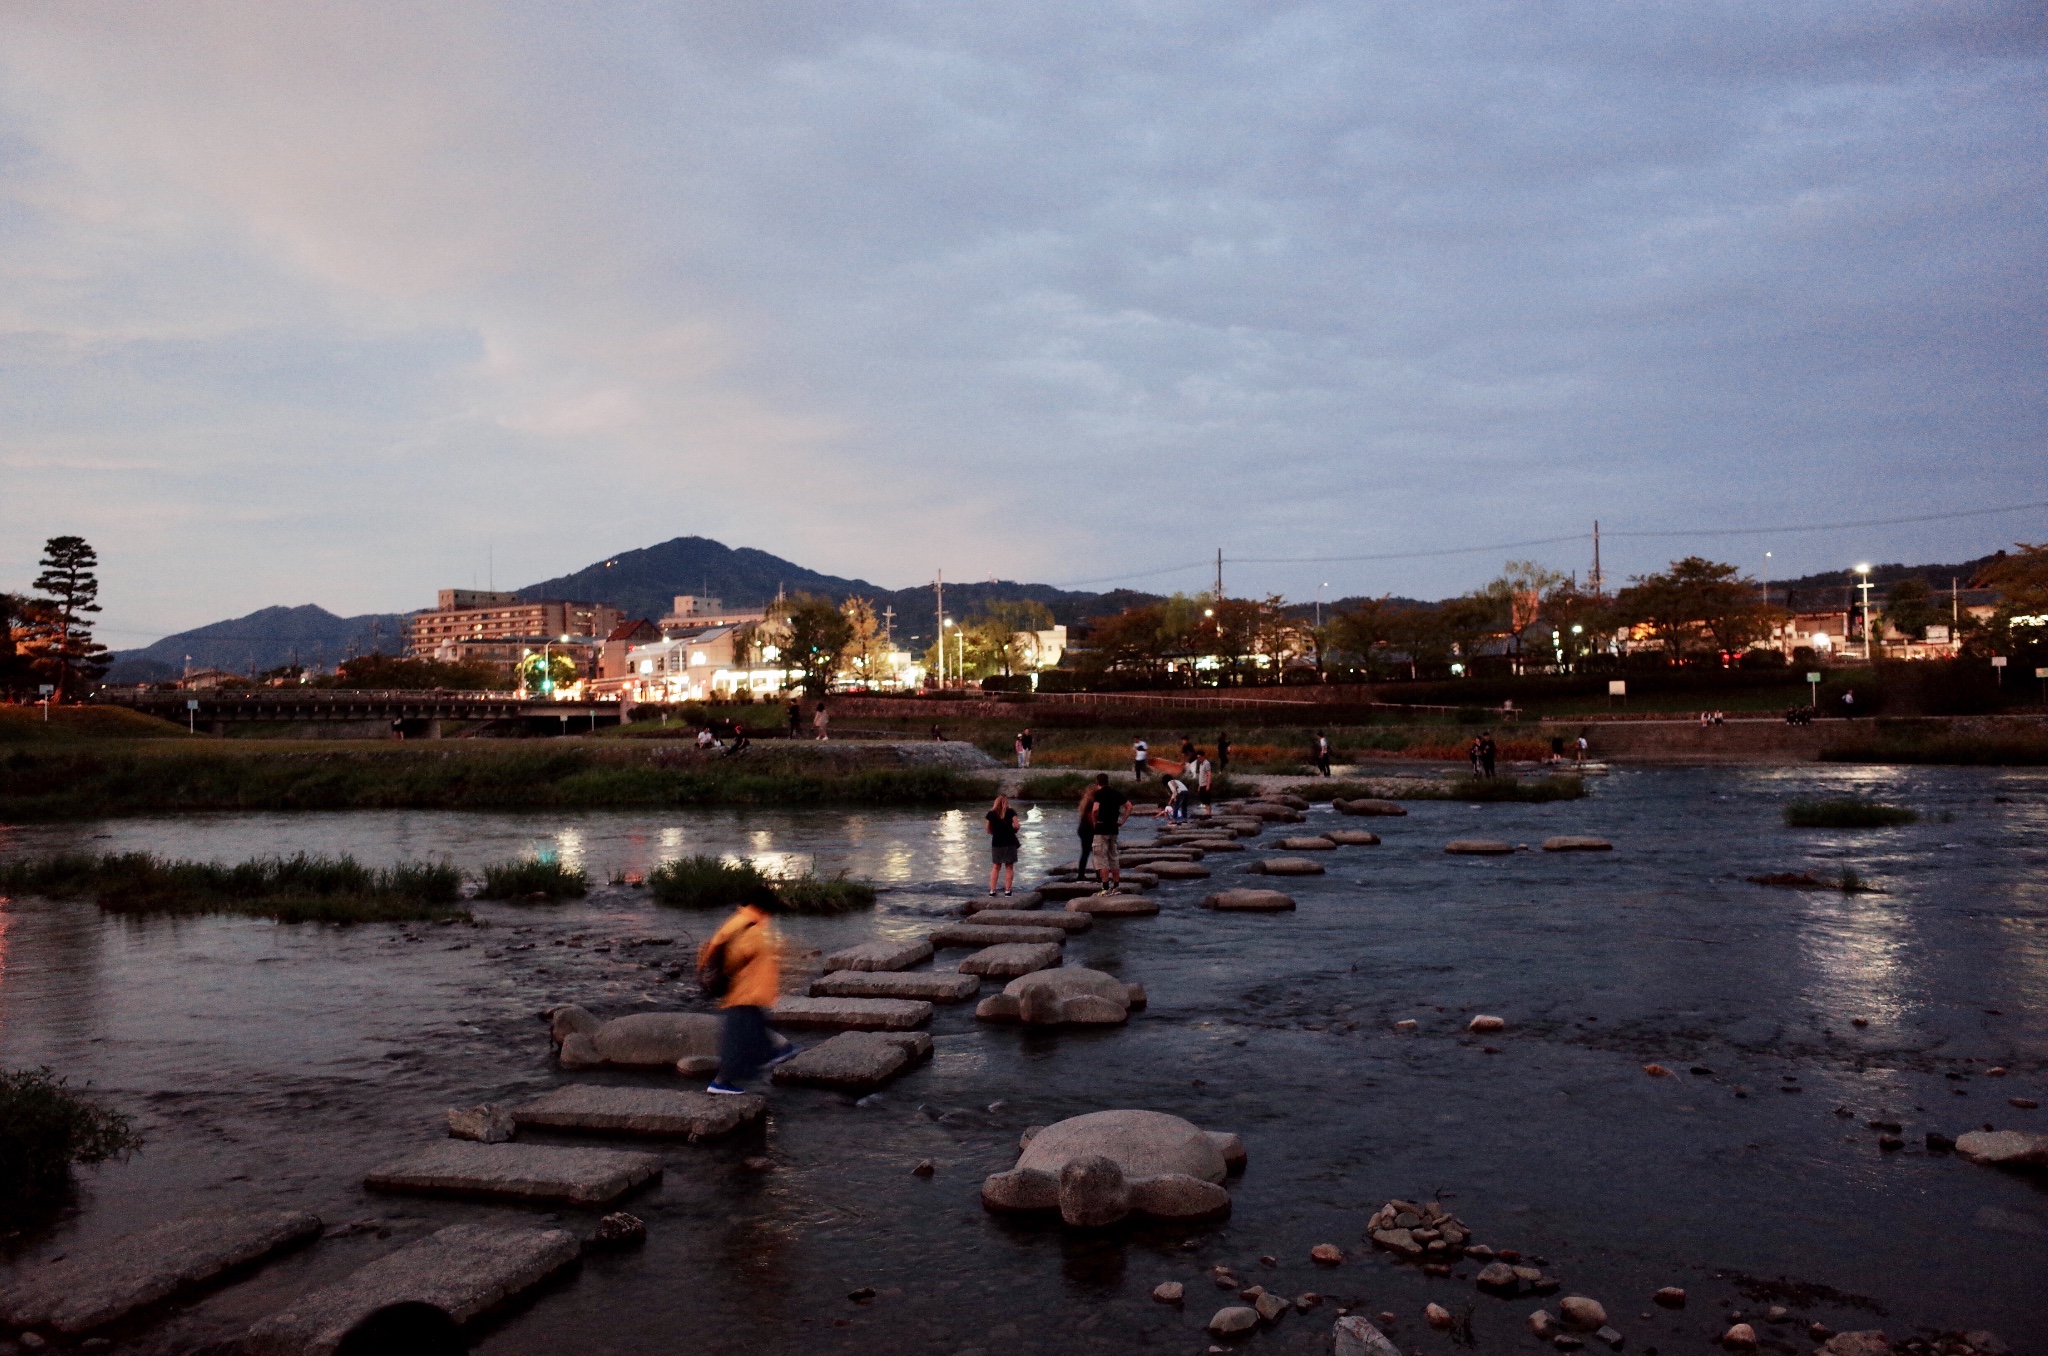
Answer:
[
  {"left": 1854, "top": 564, "right": 1873, "bottom": 660},
  {"left": 941, "top": 617, "right": 954, "bottom": 689}
]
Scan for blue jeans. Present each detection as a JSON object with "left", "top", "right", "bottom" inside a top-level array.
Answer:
[{"left": 718, "top": 1006, "right": 787, "bottom": 1084}]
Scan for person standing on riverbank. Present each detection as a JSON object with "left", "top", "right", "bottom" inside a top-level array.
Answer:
[
  {"left": 1216, "top": 731, "right": 1231, "bottom": 772},
  {"left": 1091, "top": 772, "right": 1130, "bottom": 891},
  {"left": 787, "top": 700, "right": 802, "bottom": 738},
  {"left": 1075, "top": 781, "right": 1100, "bottom": 887},
  {"left": 812, "top": 702, "right": 829, "bottom": 740},
  {"left": 1314, "top": 732, "right": 1331, "bottom": 777},
  {"left": 698, "top": 898, "right": 795, "bottom": 1095},
  {"left": 1016, "top": 728, "right": 1033, "bottom": 767},
  {"left": 1132, "top": 737, "right": 1149, "bottom": 780},
  {"left": 1479, "top": 732, "right": 1498, "bottom": 778},
  {"left": 1194, "top": 751, "right": 1214, "bottom": 811},
  {"left": 986, "top": 793, "right": 1020, "bottom": 896}
]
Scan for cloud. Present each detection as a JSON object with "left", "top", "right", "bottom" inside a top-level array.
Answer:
[{"left": 1, "top": 1, "right": 2042, "bottom": 640}]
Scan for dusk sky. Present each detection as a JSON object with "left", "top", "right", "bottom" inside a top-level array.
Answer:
[{"left": 5, "top": 2, "right": 2043, "bottom": 646}]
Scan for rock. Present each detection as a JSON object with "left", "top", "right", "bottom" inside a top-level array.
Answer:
[
  {"left": 1334, "top": 798, "right": 1407, "bottom": 816},
  {"left": 548, "top": 1004, "right": 603, "bottom": 1042},
  {"left": 981, "top": 1109, "right": 1242, "bottom": 1226},
  {"left": 1145, "top": 860, "right": 1213, "bottom": 879},
  {"left": 912, "top": 1159, "right": 936, "bottom": 1177},
  {"left": 1819, "top": 1334, "right": 1889, "bottom": 1356},
  {"left": 1242, "top": 802, "right": 1304, "bottom": 821},
  {"left": 1154, "top": 1281, "right": 1185, "bottom": 1304},
  {"left": 241, "top": 1223, "right": 581, "bottom": 1356},
  {"left": 962, "top": 889, "right": 1044, "bottom": 912},
  {"left": 771, "top": 1031, "right": 933, "bottom": 1090},
  {"left": 1596, "top": 1326, "right": 1624, "bottom": 1349},
  {"left": 1395, "top": 1019, "right": 1418, "bottom": 1032},
  {"left": 1652, "top": 1287, "right": 1685, "bottom": 1308},
  {"left": 1333, "top": 1315, "right": 1404, "bottom": 1356},
  {"left": 959, "top": 941, "right": 1065, "bottom": 977},
  {"left": 1467, "top": 1014, "right": 1506, "bottom": 1033},
  {"left": 1559, "top": 1297, "right": 1607, "bottom": 1331},
  {"left": 770, "top": 996, "right": 933, "bottom": 1030},
  {"left": 1643, "top": 1064, "right": 1673, "bottom": 1077},
  {"left": 1041, "top": 880, "right": 1121, "bottom": 901},
  {"left": 1253, "top": 1292, "right": 1288, "bottom": 1322},
  {"left": 1445, "top": 840, "right": 1514, "bottom": 855},
  {"left": 1295, "top": 1292, "right": 1323, "bottom": 1310},
  {"left": 929, "top": 922, "right": 1068, "bottom": 948},
  {"left": 1373, "top": 1228, "right": 1424, "bottom": 1258},
  {"left": 1529, "top": 1311, "right": 1559, "bottom": 1337},
  {"left": 1311, "top": 1243, "right": 1343, "bottom": 1264},
  {"left": 1964, "top": 1332, "right": 2009, "bottom": 1356},
  {"left": 509, "top": 1085, "right": 766, "bottom": 1139},
  {"left": 1542, "top": 836, "right": 1613, "bottom": 852},
  {"left": 810, "top": 970, "right": 980, "bottom": 1001},
  {"left": 972, "top": 909, "right": 1092, "bottom": 932},
  {"left": 0, "top": 1209, "right": 323, "bottom": 1335},
  {"left": 1202, "top": 888, "right": 1298, "bottom": 911},
  {"left": 975, "top": 967, "right": 1141, "bottom": 1026},
  {"left": 1253, "top": 856, "right": 1326, "bottom": 876},
  {"left": 363, "top": 1141, "right": 663, "bottom": 1206},
  {"left": 446, "top": 1103, "right": 516, "bottom": 1143},
  {"left": 1721, "top": 1323, "right": 1757, "bottom": 1350},
  {"left": 548, "top": 1008, "right": 723, "bottom": 1073},
  {"left": 1476, "top": 1261, "right": 1520, "bottom": 1293},
  {"left": 588, "top": 1211, "right": 646, "bottom": 1250},
  {"left": 1210, "top": 1306, "right": 1259, "bottom": 1336},
  {"left": 1955, "top": 1130, "right": 2048, "bottom": 1166},
  {"left": 1324, "top": 829, "right": 1381, "bottom": 845},
  {"left": 1554, "top": 1337, "right": 1585, "bottom": 1352},
  {"left": 820, "top": 938, "right": 936, "bottom": 972},
  {"left": 1066, "top": 894, "right": 1161, "bottom": 916},
  {"left": 1425, "top": 1302, "right": 1453, "bottom": 1329},
  {"left": 1276, "top": 836, "right": 1338, "bottom": 851},
  {"left": 2012, "top": 1097, "right": 2040, "bottom": 1109}
]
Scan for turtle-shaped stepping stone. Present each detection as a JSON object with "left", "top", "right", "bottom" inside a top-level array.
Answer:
[
  {"left": 981, "top": 1109, "right": 1246, "bottom": 1226},
  {"left": 975, "top": 967, "right": 1147, "bottom": 1026}
]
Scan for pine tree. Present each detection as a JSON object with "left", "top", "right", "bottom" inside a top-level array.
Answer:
[{"left": 31, "top": 536, "right": 111, "bottom": 699}]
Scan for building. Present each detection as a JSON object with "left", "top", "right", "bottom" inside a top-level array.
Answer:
[
  {"left": 406, "top": 589, "right": 623, "bottom": 678},
  {"left": 1012, "top": 624, "right": 1068, "bottom": 671},
  {"left": 597, "top": 619, "right": 661, "bottom": 682},
  {"left": 658, "top": 595, "right": 766, "bottom": 633},
  {"left": 598, "top": 625, "right": 795, "bottom": 703}
]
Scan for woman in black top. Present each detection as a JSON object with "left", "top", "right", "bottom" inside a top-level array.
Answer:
[{"left": 985, "top": 794, "right": 1022, "bottom": 897}]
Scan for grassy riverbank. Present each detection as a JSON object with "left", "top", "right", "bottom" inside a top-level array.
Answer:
[
  {"left": 0, "top": 852, "right": 471, "bottom": 922},
  {"left": 0, "top": 743, "right": 997, "bottom": 821}
]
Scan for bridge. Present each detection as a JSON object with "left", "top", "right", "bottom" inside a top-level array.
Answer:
[{"left": 97, "top": 688, "right": 620, "bottom": 737}]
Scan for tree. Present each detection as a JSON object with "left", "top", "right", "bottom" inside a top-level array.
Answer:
[
  {"left": 318, "top": 653, "right": 513, "bottom": 690},
  {"left": 1481, "top": 561, "right": 1567, "bottom": 669},
  {"left": 29, "top": 536, "right": 111, "bottom": 699},
  {"left": 1613, "top": 556, "right": 1773, "bottom": 663},
  {"left": 768, "top": 593, "right": 853, "bottom": 697},
  {"left": 0, "top": 593, "right": 51, "bottom": 698},
  {"left": 1976, "top": 542, "right": 2048, "bottom": 665},
  {"left": 1882, "top": 577, "right": 1940, "bottom": 640},
  {"left": 514, "top": 652, "right": 579, "bottom": 695},
  {"left": 838, "top": 597, "right": 894, "bottom": 687},
  {"left": 1325, "top": 598, "right": 1399, "bottom": 673},
  {"left": 972, "top": 599, "right": 1057, "bottom": 675}
]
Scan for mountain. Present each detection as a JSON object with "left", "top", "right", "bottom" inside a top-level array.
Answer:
[{"left": 106, "top": 605, "right": 408, "bottom": 683}]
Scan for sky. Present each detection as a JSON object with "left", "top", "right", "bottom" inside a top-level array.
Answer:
[{"left": 3, "top": 2, "right": 2044, "bottom": 646}]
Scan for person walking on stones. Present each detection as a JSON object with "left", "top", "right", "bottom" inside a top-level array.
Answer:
[
  {"left": 1091, "top": 772, "right": 1130, "bottom": 892},
  {"left": 1479, "top": 731, "right": 1498, "bottom": 779},
  {"left": 1163, "top": 775, "right": 1190, "bottom": 822},
  {"left": 1015, "top": 727, "right": 1033, "bottom": 768},
  {"left": 812, "top": 701, "right": 830, "bottom": 741},
  {"left": 698, "top": 894, "right": 796, "bottom": 1095},
  {"left": 1075, "top": 780, "right": 1101, "bottom": 889},
  {"left": 1575, "top": 733, "right": 1588, "bottom": 764},
  {"left": 1194, "top": 750, "right": 1214, "bottom": 812},
  {"left": 986, "top": 793, "right": 1021, "bottom": 896},
  {"left": 1468, "top": 735, "right": 1484, "bottom": 777},
  {"left": 1132, "top": 736, "right": 1149, "bottom": 780},
  {"left": 1216, "top": 731, "right": 1231, "bottom": 772},
  {"left": 1314, "top": 731, "right": 1332, "bottom": 777},
  {"left": 1549, "top": 735, "right": 1565, "bottom": 765}
]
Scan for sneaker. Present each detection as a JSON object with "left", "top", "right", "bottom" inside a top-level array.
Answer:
[
  {"left": 705, "top": 1080, "right": 748, "bottom": 1096},
  {"left": 987, "top": 890, "right": 997, "bottom": 896},
  {"left": 1003, "top": 890, "right": 1012, "bottom": 896},
  {"left": 764, "top": 1043, "right": 799, "bottom": 1069}
]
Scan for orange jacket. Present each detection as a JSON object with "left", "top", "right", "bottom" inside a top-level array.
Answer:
[{"left": 698, "top": 905, "right": 780, "bottom": 1009}]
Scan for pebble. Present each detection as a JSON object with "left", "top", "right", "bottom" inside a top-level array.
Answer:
[
  {"left": 1554, "top": 1337, "right": 1584, "bottom": 1352},
  {"left": 1559, "top": 1297, "right": 1608, "bottom": 1331},
  {"left": 1259, "top": 1255, "right": 1278, "bottom": 1266},
  {"left": 1851, "top": 1018, "right": 1868, "bottom": 1027},
  {"left": 2011, "top": 1098, "right": 2039, "bottom": 1109},
  {"left": 1986, "top": 1066, "right": 2008, "bottom": 1076},
  {"left": 1209, "top": 1306, "right": 1258, "bottom": 1336},
  {"left": 1595, "top": 1326, "right": 1623, "bottom": 1349},
  {"left": 742, "top": 1156, "right": 773, "bottom": 1171},
  {"left": 1425, "top": 1303, "right": 1454, "bottom": 1330},
  {"left": 1653, "top": 1287, "right": 1686, "bottom": 1308},
  {"left": 912, "top": 1159, "right": 936, "bottom": 1178},
  {"left": 1477, "top": 1262, "right": 1521, "bottom": 1293},
  {"left": 20, "top": 1337, "right": 48, "bottom": 1351},
  {"left": 1766, "top": 1306, "right": 1788, "bottom": 1323},
  {"left": 847, "top": 1287, "right": 877, "bottom": 1302},
  {"left": 1468, "top": 1014, "right": 1507, "bottom": 1033},
  {"left": 1214, "top": 1273, "right": 1240, "bottom": 1289},
  {"left": 1530, "top": 1310, "right": 1559, "bottom": 1337},
  {"left": 1295, "top": 1293, "right": 1323, "bottom": 1311},
  {"left": 589, "top": 1211, "right": 647, "bottom": 1250},
  {"left": 1311, "top": 1243, "right": 1344, "bottom": 1264},
  {"left": 1379, "top": 1312, "right": 1397, "bottom": 1327},
  {"left": 1722, "top": 1323, "right": 1758, "bottom": 1350},
  {"left": 1154, "top": 1282, "right": 1185, "bottom": 1304},
  {"left": 1643, "top": 1064, "right": 1672, "bottom": 1077},
  {"left": 1395, "top": 1019, "right": 1419, "bottom": 1032},
  {"left": 1253, "top": 1293, "right": 1289, "bottom": 1322}
]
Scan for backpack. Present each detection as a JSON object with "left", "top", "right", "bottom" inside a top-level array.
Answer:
[{"left": 697, "top": 916, "right": 756, "bottom": 1000}]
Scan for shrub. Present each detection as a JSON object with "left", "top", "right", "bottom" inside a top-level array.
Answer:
[
  {"left": 647, "top": 855, "right": 875, "bottom": 914},
  {"left": 0, "top": 852, "right": 466, "bottom": 923},
  {"left": 1784, "top": 799, "right": 1918, "bottom": 828},
  {"left": 773, "top": 874, "right": 879, "bottom": 914},
  {"left": 478, "top": 859, "right": 589, "bottom": 901},
  {"left": 1439, "top": 775, "right": 1585, "bottom": 802},
  {"left": 0, "top": 1068, "right": 142, "bottom": 1210}
]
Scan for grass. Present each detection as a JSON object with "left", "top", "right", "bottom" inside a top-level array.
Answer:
[
  {"left": 1784, "top": 799, "right": 1919, "bottom": 828},
  {"left": 0, "top": 705, "right": 187, "bottom": 742},
  {"left": 0, "top": 1068, "right": 143, "bottom": 1212},
  {"left": 647, "top": 854, "right": 876, "bottom": 914},
  {"left": 477, "top": 859, "right": 589, "bottom": 901},
  {"left": 0, "top": 744, "right": 997, "bottom": 821},
  {"left": 0, "top": 852, "right": 469, "bottom": 923}
]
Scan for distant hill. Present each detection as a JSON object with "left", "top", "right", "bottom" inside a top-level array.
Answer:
[{"left": 106, "top": 605, "right": 408, "bottom": 683}]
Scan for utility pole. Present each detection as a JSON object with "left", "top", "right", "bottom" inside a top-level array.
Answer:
[
  {"left": 1215, "top": 549, "right": 1224, "bottom": 601},
  {"left": 882, "top": 606, "right": 895, "bottom": 643},
  {"left": 934, "top": 572, "right": 945, "bottom": 688},
  {"left": 1590, "top": 521, "right": 1603, "bottom": 596}
]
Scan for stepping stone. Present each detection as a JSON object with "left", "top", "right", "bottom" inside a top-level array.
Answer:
[
  {"left": 1121, "top": 870, "right": 1160, "bottom": 888},
  {"left": 1325, "top": 829, "right": 1380, "bottom": 846},
  {"left": 1067, "top": 894, "right": 1160, "bottom": 917},
  {"left": 241, "top": 1223, "right": 580, "bottom": 1356},
  {"left": 810, "top": 970, "right": 981, "bottom": 1001},
  {"left": 929, "top": 922, "right": 1067, "bottom": 947},
  {"left": 959, "top": 942, "right": 1064, "bottom": 976},
  {"left": 1147, "top": 861, "right": 1212, "bottom": 879},
  {"left": 1254, "top": 857, "right": 1326, "bottom": 876},
  {"left": 1446, "top": 840, "right": 1514, "bottom": 855},
  {"left": 509, "top": 1085, "right": 765, "bottom": 1139},
  {"left": 1543, "top": 836, "right": 1613, "bottom": 852},
  {"left": 1183, "top": 838, "right": 1244, "bottom": 851},
  {"left": 0, "top": 1209, "right": 323, "bottom": 1335},
  {"left": 1276, "top": 836, "right": 1337, "bottom": 851},
  {"left": 1334, "top": 798, "right": 1407, "bottom": 816},
  {"left": 364, "top": 1141, "right": 661, "bottom": 1206},
  {"left": 1041, "top": 880, "right": 1122, "bottom": 901},
  {"left": 772, "top": 996, "right": 933, "bottom": 1030},
  {"left": 1955, "top": 1130, "right": 2048, "bottom": 1167},
  {"left": 963, "top": 890, "right": 1044, "bottom": 913},
  {"left": 973, "top": 908, "right": 1092, "bottom": 932},
  {"left": 772, "top": 1031, "right": 933, "bottom": 1091},
  {"left": 1202, "top": 889, "right": 1297, "bottom": 912},
  {"left": 821, "top": 938, "right": 935, "bottom": 972},
  {"left": 1123, "top": 849, "right": 1202, "bottom": 862}
]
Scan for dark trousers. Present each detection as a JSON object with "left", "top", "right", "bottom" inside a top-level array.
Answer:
[
  {"left": 718, "top": 1005, "right": 785, "bottom": 1084},
  {"left": 1078, "top": 833, "right": 1095, "bottom": 879}
]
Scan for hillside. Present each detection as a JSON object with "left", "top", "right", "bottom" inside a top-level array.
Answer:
[{"left": 106, "top": 604, "right": 408, "bottom": 683}]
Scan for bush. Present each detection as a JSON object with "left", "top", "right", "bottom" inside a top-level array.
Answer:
[
  {"left": 647, "top": 855, "right": 876, "bottom": 914},
  {"left": 478, "top": 859, "right": 589, "bottom": 901},
  {"left": 0, "top": 1068, "right": 142, "bottom": 1210},
  {"left": 773, "top": 874, "right": 879, "bottom": 914},
  {"left": 1784, "top": 799, "right": 1918, "bottom": 828},
  {"left": 0, "top": 852, "right": 467, "bottom": 923}
]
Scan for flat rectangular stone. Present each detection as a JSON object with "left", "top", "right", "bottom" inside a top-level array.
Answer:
[
  {"left": 810, "top": 970, "right": 981, "bottom": 1001},
  {"left": 0, "top": 1209, "right": 322, "bottom": 1334},
  {"left": 958, "top": 941, "right": 1064, "bottom": 977},
  {"left": 970, "top": 909, "right": 1091, "bottom": 933},
  {"left": 1066, "top": 894, "right": 1160, "bottom": 916},
  {"left": 962, "top": 890, "right": 1043, "bottom": 912},
  {"left": 771, "top": 995, "right": 933, "bottom": 1030},
  {"left": 772, "top": 1031, "right": 933, "bottom": 1090},
  {"left": 242, "top": 1223, "right": 580, "bottom": 1356},
  {"left": 363, "top": 1141, "right": 661, "bottom": 1206},
  {"left": 928, "top": 923, "right": 1067, "bottom": 947},
  {"left": 820, "top": 938, "right": 935, "bottom": 972},
  {"left": 510, "top": 1085, "right": 765, "bottom": 1139}
]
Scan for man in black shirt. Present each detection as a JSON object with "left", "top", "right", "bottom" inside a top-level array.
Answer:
[{"left": 1090, "top": 772, "right": 1130, "bottom": 892}]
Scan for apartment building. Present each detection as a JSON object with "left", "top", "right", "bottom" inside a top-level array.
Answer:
[{"left": 407, "top": 589, "right": 623, "bottom": 662}]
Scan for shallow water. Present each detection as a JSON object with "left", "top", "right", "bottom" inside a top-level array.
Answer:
[{"left": 2, "top": 767, "right": 2046, "bottom": 1355}]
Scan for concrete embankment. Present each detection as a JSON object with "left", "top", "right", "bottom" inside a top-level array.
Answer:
[{"left": 1543, "top": 713, "right": 2044, "bottom": 764}]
